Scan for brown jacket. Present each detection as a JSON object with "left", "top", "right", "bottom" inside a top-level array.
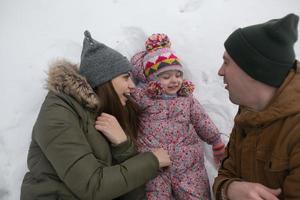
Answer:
[{"left": 213, "top": 62, "right": 300, "bottom": 200}]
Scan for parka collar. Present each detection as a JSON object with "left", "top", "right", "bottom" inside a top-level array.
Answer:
[
  {"left": 47, "top": 59, "right": 99, "bottom": 110},
  {"left": 235, "top": 61, "right": 300, "bottom": 127}
]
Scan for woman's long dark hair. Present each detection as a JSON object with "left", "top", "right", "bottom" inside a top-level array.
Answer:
[{"left": 95, "top": 81, "right": 141, "bottom": 142}]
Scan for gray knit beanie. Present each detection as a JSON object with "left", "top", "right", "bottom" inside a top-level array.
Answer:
[
  {"left": 79, "top": 30, "right": 132, "bottom": 88},
  {"left": 225, "top": 13, "right": 299, "bottom": 87}
]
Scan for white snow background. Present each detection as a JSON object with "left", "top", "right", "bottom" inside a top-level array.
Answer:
[{"left": 1, "top": 0, "right": 299, "bottom": 199}]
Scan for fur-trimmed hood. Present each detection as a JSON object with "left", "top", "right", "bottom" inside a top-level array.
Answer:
[{"left": 47, "top": 59, "right": 99, "bottom": 110}]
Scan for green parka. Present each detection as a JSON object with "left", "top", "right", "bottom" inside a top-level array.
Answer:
[
  {"left": 21, "top": 60, "right": 159, "bottom": 200},
  {"left": 213, "top": 62, "right": 300, "bottom": 200}
]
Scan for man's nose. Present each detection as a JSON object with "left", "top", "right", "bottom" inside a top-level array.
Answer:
[{"left": 218, "top": 65, "right": 224, "bottom": 76}]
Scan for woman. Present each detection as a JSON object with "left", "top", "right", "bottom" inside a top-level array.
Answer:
[{"left": 20, "top": 31, "right": 171, "bottom": 200}]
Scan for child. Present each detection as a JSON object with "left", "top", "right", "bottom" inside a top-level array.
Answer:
[{"left": 130, "top": 33, "right": 225, "bottom": 200}]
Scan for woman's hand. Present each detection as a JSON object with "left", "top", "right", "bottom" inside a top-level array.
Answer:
[
  {"left": 95, "top": 113, "right": 127, "bottom": 145},
  {"left": 151, "top": 148, "right": 171, "bottom": 168}
]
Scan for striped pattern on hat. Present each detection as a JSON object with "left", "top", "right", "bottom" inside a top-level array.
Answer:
[{"left": 142, "top": 33, "right": 183, "bottom": 79}]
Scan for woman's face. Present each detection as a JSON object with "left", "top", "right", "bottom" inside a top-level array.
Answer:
[{"left": 111, "top": 72, "right": 135, "bottom": 106}]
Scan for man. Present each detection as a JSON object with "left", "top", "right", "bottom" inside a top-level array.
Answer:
[{"left": 213, "top": 13, "right": 300, "bottom": 200}]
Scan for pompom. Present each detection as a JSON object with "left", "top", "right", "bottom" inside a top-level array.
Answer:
[
  {"left": 145, "top": 80, "right": 195, "bottom": 98},
  {"left": 145, "top": 33, "right": 171, "bottom": 52},
  {"left": 177, "top": 80, "right": 195, "bottom": 96},
  {"left": 146, "top": 81, "right": 165, "bottom": 98}
]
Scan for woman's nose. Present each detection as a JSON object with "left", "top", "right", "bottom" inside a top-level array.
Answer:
[{"left": 128, "top": 77, "right": 136, "bottom": 88}]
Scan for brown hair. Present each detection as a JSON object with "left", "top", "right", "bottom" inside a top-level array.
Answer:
[{"left": 95, "top": 81, "right": 141, "bottom": 141}]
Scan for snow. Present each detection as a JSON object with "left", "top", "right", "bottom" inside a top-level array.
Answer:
[{"left": 0, "top": 0, "right": 299, "bottom": 199}]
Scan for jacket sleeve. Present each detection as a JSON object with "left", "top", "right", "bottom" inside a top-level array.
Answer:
[
  {"left": 283, "top": 130, "right": 300, "bottom": 199},
  {"left": 111, "top": 139, "right": 138, "bottom": 163},
  {"left": 213, "top": 126, "right": 242, "bottom": 200},
  {"left": 34, "top": 96, "right": 159, "bottom": 200},
  {"left": 118, "top": 186, "right": 146, "bottom": 200},
  {"left": 190, "top": 97, "right": 222, "bottom": 145}
]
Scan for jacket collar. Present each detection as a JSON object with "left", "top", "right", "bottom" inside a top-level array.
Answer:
[
  {"left": 236, "top": 61, "right": 300, "bottom": 127},
  {"left": 47, "top": 59, "right": 99, "bottom": 110}
]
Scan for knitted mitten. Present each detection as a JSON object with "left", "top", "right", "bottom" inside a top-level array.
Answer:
[{"left": 212, "top": 142, "right": 225, "bottom": 166}]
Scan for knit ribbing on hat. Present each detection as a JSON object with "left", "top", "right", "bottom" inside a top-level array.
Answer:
[
  {"left": 79, "top": 30, "right": 132, "bottom": 88},
  {"left": 225, "top": 13, "right": 299, "bottom": 87}
]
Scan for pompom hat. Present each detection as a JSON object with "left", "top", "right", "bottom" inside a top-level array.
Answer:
[
  {"left": 131, "top": 33, "right": 195, "bottom": 98},
  {"left": 142, "top": 33, "right": 183, "bottom": 80}
]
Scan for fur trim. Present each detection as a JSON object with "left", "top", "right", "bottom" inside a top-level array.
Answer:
[
  {"left": 145, "top": 79, "right": 195, "bottom": 98},
  {"left": 47, "top": 59, "right": 99, "bottom": 110}
]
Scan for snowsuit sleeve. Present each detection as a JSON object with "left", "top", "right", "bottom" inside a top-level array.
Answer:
[
  {"left": 190, "top": 96, "right": 221, "bottom": 145},
  {"left": 130, "top": 86, "right": 147, "bottom": 108}
]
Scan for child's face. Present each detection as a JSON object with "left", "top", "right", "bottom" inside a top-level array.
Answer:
[{"left": 157, "top": 70, "right": 183, "bottom": 95}]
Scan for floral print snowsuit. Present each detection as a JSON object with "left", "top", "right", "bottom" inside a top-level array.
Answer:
[{"left": 132, "top": 84, "right": 222, "bottom": 200}]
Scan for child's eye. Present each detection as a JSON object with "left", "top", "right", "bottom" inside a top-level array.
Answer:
[
  {"left": 176, "top": 72, "right": 183, "bottom": 77},
  {"left": 158, "top": 73, "right": 170, "bottom": 79}
]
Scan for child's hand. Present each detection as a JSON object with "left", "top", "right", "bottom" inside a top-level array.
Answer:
[
  {"left": 95, "top": 113, "right": 127, "bottom": 145},
  {"left": 212, "top": 142, "right": 225, "bottom": 167}
]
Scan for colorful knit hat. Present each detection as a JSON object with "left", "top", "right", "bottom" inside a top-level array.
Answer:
[
  {"left": 131, "top": 33, "right": 195, "bottom": 98},
  {"left": 142, "top": 33, "right": 183, "bottom": 80}
]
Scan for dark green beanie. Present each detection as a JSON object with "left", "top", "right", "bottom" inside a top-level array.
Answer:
[
  {"left": 79, "top": 30, "right": 132, "bottom": 88},
  {"left": 225, "top": 13, "right": 299, "bottom": 87}
]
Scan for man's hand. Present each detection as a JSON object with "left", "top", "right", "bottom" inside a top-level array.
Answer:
[{"left": 227, "top": 181, "right": 281, "bottom": 200}]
